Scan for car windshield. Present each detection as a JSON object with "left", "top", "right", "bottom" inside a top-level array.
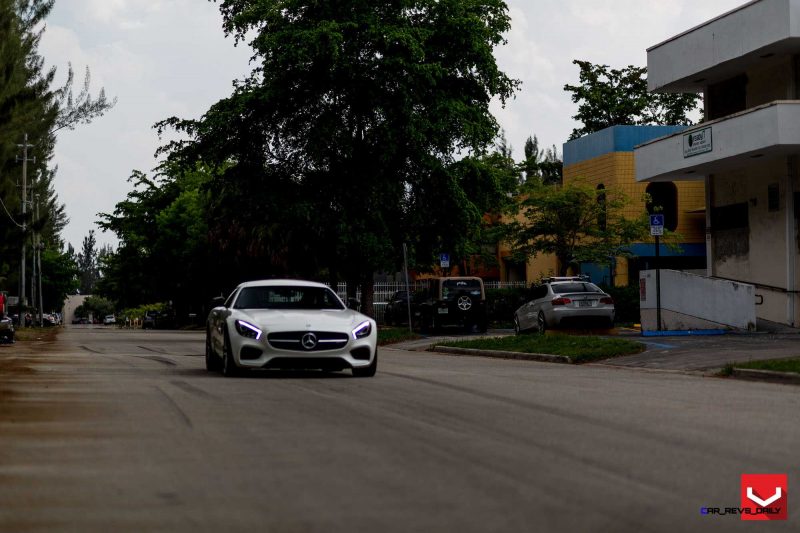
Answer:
[
  {"left": 552, "top": 282, "right": 603, "bottom": 294},
  {"left": 442, "top": 280, "right": 482, "bottom": 299},
  {"left": 234, "top": 286, "right": 345, "bottom": 310}
]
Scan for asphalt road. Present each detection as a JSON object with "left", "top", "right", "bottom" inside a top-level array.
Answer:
[{"left": 1, "top": 327, "right": 799, "bottom": 532}]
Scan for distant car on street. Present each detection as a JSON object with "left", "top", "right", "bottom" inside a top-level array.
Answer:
[
  {"left": 103, "top": 315, "right": 116, "bottom": 325},
  {"left": 0, "top": 316, "right": 14, "bottom": 343},
  {"left": 206, "top": 279, "right": 378, "bottom": 377},
  {"left": 514, "top": 277, "right": 615, "bottom": 334}
]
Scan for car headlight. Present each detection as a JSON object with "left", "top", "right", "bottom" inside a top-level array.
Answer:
[
  {"left": 235, "top": 320, "right": 262, "bottom": 340},
  {"left": 352, "top": 321, "right": 372, "bottom": 340}
]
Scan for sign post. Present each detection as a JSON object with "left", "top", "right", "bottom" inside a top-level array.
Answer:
[
  {"left": 403, "top": 243, "right": 413, "bottom": 334},
  {"left": 650, "top": 214, "right": 665, "bottom": 331}
]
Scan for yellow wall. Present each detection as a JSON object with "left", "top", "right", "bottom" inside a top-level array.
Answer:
[{"left": 563, "top": 152, "right": 706, "bottom": 243}]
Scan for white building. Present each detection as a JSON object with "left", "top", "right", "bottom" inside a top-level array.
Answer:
[{"left": 635, "top": 0, "right": 800, "bottom": 327}]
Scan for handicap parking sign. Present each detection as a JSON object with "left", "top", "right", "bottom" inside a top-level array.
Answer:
[{"left": 650, "top": 214, "right": 664, "bottom": 236}]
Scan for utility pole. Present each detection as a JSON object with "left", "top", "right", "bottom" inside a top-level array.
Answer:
[
  {"left": 35, "top": 194, "right": 43, "bottom": 327},
  {"left": 17, "top": 133, "right": 34, "bottom": 310}
]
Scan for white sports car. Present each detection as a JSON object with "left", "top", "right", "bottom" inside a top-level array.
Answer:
[{"left": 206, "top": 279, "right": 378, "bottom": 377}]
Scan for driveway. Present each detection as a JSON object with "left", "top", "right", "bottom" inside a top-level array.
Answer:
[{"left": 390, "top": 326, "right": 800, "bottom": 373}]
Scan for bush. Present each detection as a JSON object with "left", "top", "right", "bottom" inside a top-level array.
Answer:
[
  {"left": 600, "top": 284, "right": 640, "bottom": 324},
  {"left": 485, "top": 287, "right": 531, "bottom": 325},
  {"left": 118, "top": 302, "right": 167, "bottom": 325}
]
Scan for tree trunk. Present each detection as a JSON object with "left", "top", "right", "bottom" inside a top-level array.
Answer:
[{"left": 360, "top": 278, "right": 375, "bottom": 318}]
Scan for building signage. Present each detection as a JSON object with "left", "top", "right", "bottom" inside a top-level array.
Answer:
[{"left": 683, "top": 127, "right": 713, "bottom": 158}]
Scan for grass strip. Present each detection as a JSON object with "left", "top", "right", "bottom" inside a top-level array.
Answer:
[
  {"left": 437, "top": 333, "right": 644, "bottom": 364},
  {"left": 378, "top": 327, "right": 422, "bottom": 346},
  {"left": 732, "top": 358, "right": 800, "bottom": 374}
]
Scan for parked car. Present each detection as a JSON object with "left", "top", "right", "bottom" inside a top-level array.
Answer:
[
  {"left": 514, "top": 277, "right": 615, "bottom": 334},
  {"left": 416, "top": 277, "right": 487, "bottom": 333},
  {"left": 0, "top": 315, "right": 14, "bottom": 343},
  {"left": 206, "top": 279, "right": 378, "bottom": 377},
  {"left": 142, "top": 311, "right": 158, "bottom": 330},
  {"left": 384, "top": 290, "right": 412, "bottom": 326},
  {"left": 103, "top": 315, "right": 116, "bottom": 325}
]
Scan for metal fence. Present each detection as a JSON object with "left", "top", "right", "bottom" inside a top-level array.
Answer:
[{"left": 334, "top": 281, "right": 528, "bottom": 323}]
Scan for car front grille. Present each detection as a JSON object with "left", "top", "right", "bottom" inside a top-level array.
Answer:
[{"left": 267, "top": 331, "right": 349, "bottom": 352}]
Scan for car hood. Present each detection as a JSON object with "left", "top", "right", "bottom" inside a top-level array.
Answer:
[{"left": 236, "top": 309, "right": 371, "bottom": 332}]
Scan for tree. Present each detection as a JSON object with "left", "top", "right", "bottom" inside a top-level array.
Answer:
[
  {"left": 564, "top": 60, "right": 701, "bottom": 140},
  {"left": 76, "top": 231, "right": 99, "bottom": 294},
  {"left": 157, "top": 0, "right": 518, "bottom": 315},
  {"left": 0, "top": 0, "right": 114, "bottom": 308},
  {"left": 504, "top": 180, "right": 650, "bottom": 276},
  {"left": 520, "top": 135, "right": 562, "bottom": 185}
]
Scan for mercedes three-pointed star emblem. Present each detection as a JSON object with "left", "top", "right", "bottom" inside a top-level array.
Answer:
[{"left": 301, "top": 332, "right": 318, "bottom": 350}]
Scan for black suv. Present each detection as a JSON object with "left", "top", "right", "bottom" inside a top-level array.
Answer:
[{"left": 417, "top": 277, "right": 487, "bottom": 333}]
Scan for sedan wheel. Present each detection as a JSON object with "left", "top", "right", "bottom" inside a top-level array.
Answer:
[
  {"left": 221, "top": 330, "right": 239, "bottom": 377},
  {"left": 537, "top": 311, "right": 547, "bottom": 334},
  {"left": 205, "top": 330, "right": 221, "bottom": 372}
]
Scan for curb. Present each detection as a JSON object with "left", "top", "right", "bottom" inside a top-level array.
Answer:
[
  {"left": 431, "top": 345, "right": 572, "bottom": 364},
  {"left": 731, "top": 368, "right": 800, "bottom": 385}
]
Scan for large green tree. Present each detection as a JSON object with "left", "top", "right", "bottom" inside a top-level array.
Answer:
[
  {"left": 158, "top": 0, "right": 517, "bottom": 314},
  {"left": 564, "top": 60, "right": 701, "bottom": 140},
  {"left": 504, "top": 180, "right": 650, "bottom": 276}
]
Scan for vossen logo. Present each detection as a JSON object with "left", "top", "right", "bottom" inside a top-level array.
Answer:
[
  {"left": 741, "top": 474, "right": 787, "bottom": 521},
  {"left": 700, "top": 474, "right": 788, "bottom": 521}
]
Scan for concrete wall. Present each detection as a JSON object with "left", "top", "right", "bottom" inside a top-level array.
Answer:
[
  {"left": 648, "top": 0, "right": 799, "bottom": 92},
  {"left": 639, "top": 269, "right": 756, "bottom": 331},
  {"left": 63, "top": 295, "right": 88, "bottom": 325}
]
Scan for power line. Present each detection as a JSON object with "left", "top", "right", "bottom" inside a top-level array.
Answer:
[{"left": 0, "top": 193, "right": 24, "bottom": 229}]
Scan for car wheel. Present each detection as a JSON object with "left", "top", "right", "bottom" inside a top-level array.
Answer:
[
  {"left": 513, "top": 315, "right": 521, "bottom": 335},
  {"left": 537, "top": 311, "right": 547, "bottom": 334},
  {"left": 205, "top": 330, "right": 221, "bottom": 372},
  {"left": 352, "top": 350, "right": 378, "bottom": 378},
  {"left": 221, "top": 329, "right": 239, "bottom": 377}
]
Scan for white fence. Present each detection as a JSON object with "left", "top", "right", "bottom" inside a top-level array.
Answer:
[{"left": 334, "top": 281, "right": 528, "bottom": 323}]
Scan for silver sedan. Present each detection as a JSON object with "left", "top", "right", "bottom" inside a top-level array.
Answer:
[{"left": 514, "top": 278, "right": 615, "bottom": 333}]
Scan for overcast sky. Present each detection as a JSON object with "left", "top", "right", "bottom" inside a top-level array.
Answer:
[{"left": 40, "top": 0, "right": 746, "bottom": 250}]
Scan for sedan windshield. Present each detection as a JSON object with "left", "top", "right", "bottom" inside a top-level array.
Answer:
[
  {"left": 234, "top": 286, "right": 345, "bottom": 310},
  {"left": 552, "top": 282, "right": 603, "bottom": 294}
]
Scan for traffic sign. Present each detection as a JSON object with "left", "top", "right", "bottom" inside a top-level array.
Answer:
[
  {"left": 439, "top": 253, "right": 450, "bottom": 268},
  {"left": 650, "top": 214, "right": 665, "bottom": 236}
]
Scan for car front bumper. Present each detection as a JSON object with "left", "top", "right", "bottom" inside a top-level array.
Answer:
[{"left": 230, "top": 331, "right": 377, "bottom": 370}]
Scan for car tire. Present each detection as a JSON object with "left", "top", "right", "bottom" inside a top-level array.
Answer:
[
  {"left": 205, "top": 330, "right": 221, "bottom": 372},
  {"left": 221, "top": 329, "right": 239, "bottom": 377},
  {"left": 537, "top": 311, "right": 547, "bottom": 334},
  {"left": 352, "top": 350, "right": 377, "bottom": 378},
  {"left": 513, "top": 315, "right": 521, "bottom": 335}
]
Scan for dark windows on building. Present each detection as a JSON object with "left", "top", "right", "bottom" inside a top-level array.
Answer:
[
  {"left": 768, "top": 183, "right": 780, "bottom": 212},
  {"left": 596, "top": 184, "right": 607, "bottom": 231},
  {"left": 646, "top": 182, "right": 678, "bottom": 231},
  {"left": 707, "top": 74, "right": 747, "bottom": 120}
]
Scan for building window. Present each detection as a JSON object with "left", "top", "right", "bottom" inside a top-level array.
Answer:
[
  {"left": 596, "top": 184, "right": 607, "bottom": 231},
  {"left": 646, "top": 182, "right": 678, "bottom": 231},
  {"left": 768, "top": 183, "right": 780, "bottom": 212},
  {"left": 707, "top": 74, "right": 747, "bottom": 120}
]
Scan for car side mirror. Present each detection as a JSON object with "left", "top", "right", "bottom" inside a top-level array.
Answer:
[{"left": 210, "top": 296, "right": 225, "bottom": 309}]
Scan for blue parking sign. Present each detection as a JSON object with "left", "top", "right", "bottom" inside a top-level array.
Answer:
[
  {"left": 650, "top": 214, "right": 665, "bottom": 236},
  {"left": 439, "top": 253, "right": 450, "bottom": 268}
]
